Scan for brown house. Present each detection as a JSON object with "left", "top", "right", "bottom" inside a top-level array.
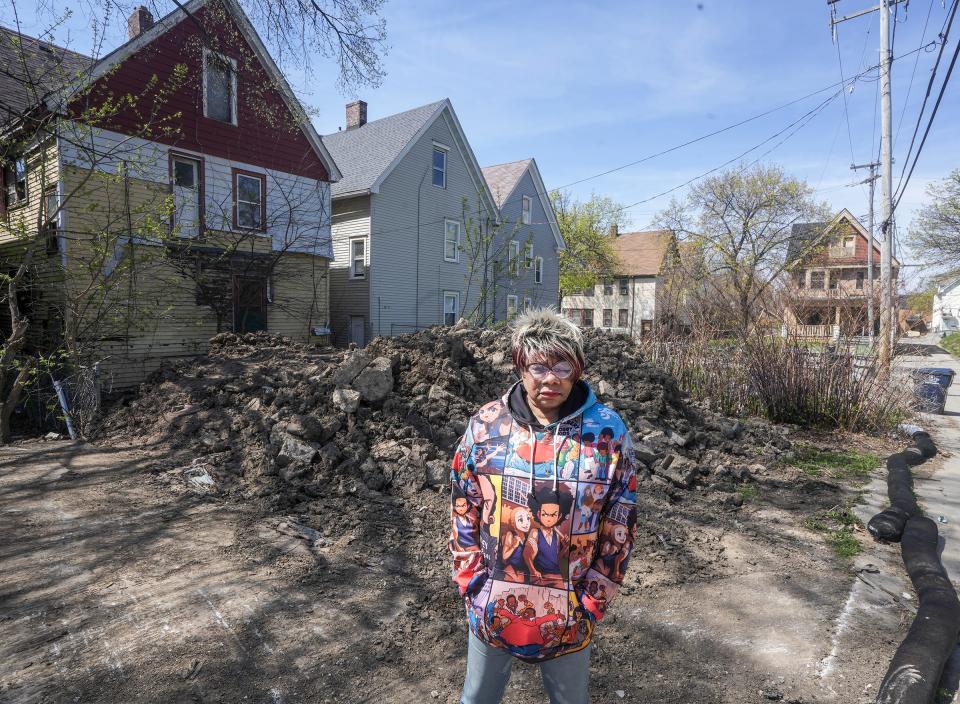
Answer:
[{"left": 783, "top": 209, "right": 899, "bottom": 338}]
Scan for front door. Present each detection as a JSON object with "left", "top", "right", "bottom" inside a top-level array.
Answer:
[
  {"left": 348, "top": 316, "right": 365, "bottom": 346},
  {"left": 234, "top": 277, "right": 267, "bottom": 332},
  {"left": 172, "top": 156, "right": 201, "bottom": 238}
]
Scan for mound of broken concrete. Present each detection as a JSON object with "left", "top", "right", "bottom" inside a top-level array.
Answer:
[{"left": 96, "top": 322, "right": 790, "bottom": 512}]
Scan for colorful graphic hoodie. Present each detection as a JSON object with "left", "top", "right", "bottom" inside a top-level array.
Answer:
[{"left": 449, "top": 380, "right": 638, "bottom": 662}]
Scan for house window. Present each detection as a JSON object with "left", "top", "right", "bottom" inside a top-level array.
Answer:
[
  {"left": 432, "top": 148, "right": 447, "bottom": 188},
  {"left": 619, "top": 278, "right": 628, "bottom": 295},
  {"left": 444, "top": 220, "right": 461, "bottom": 262},
  {"left": 583, "top": 308, "right": 594, "bottom": 327},
  {"left": 43, "top": 187, "right": 58, "bottom": 253},
  {"left": 524, "top": 296, "right": 532, "bottom": 312},
  {"left": 793, "top": 270, "right": 806, "bottom": 288},
  {"left": 350, "top": 238, "right": 366, "bottom": 279},
  {"left": 534, "top": 256, "right": 543, "bottom": 284},
  {"left": 524, "top": 242, "right": 533, "bottom": 269},
  {"left": 856, "top": 271, "right": 865, "bottom": 289},
  {"left": 443, "top": 291, "right": 459, "bottom": 326},
  {"left": 603, "top": 309, "right": 612, "bottom": 327},
  {"left": 233, "top": 169, "right": 265, "bottom": 231},
  {"left": 810, "top": 271, "right": 825, "bottom": 289},
  {"left": 521, "top": 196, "right": 531, "bottom": 225},
  {"left": 618, "top": 308, "right": 628, "bottom": 327},
  {"left": 507, "top": 295, "right": 518, "bottom": 319},
  {"left": 603, "top": 280, "right": 613, "bottom": 296},
  {"left": 203, "top": 51, "right": 237, "bottom": 125},
  {"left": 3, "top": 157, "right": 27, "bottom": 209},
  {"left": 234, "top": 276, "right": 267, "bottom": 332},
  {"left": 828, "top": 272, "right": 838, "bottom": 290},
  {"left": 508, "top": 240, "right": 520, "bottom": 274}
]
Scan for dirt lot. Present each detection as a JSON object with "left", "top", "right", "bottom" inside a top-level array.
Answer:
[{"left": 0, "top": 430, "right": 911, "bottom": 704}]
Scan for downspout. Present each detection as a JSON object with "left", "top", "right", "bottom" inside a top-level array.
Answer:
[{"left": 415, "top": 168, "right": 428, "bottom": 330}]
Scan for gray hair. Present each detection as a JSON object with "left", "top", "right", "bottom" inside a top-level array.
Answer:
[{"left": 510, "top": 307, "right": 586, "bottom": 376}]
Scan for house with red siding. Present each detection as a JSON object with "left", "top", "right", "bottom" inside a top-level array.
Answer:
[{"left": 0, "top": 0, "right": 341, "bottom": 388}]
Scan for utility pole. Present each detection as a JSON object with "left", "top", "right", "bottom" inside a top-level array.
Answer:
[
  {"left": 851, "top": 161, "right": 879, "bottom": 344},
  {"left": 829, "top": 0, "right": 902, "bottom": 371}
]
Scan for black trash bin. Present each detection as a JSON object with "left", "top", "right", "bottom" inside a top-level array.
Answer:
[
  {"left": 915, "top": 367, "right": 956, "bottom": 390},
  {"left": 916, "top": 382, "right": 947, "bottom": 414}
]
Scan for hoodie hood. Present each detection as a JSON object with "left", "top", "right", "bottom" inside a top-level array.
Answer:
[{"left": 507, "top": 379, "right": 595, "bottom": 430}]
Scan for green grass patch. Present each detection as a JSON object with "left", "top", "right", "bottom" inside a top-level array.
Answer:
[
  {"left": 737, "top": 483, "right": 758, "bottom": 500},
  {"left": 942, "top": 332, "right": 960, "bottom": 358},
  {"left": 791, "top": 444, "right": 882, "bottom": 480},
  {"left": 803, "top": 501, "right": 864, "bottom": 559},
  {"left": 827, "top": 530, "right": 862, "bottom": 559}
]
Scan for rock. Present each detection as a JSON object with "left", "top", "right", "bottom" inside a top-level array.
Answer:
[
  {"left": 276, "top": 432, "right": 318, "bottom": 467},
  {"left": 353, "top": 356, "right": 393, "bottom": 403},
  {"left": 425, "top": 459, "right": 449, "bottom": 488},
  {"left": 332, "top": 350, "right": 371, "bottom": 388},
  {"left": 633, "top": 443, "right": 659, "bottom": 466},
  {"left": 731, "top": 465, "right": 753, "bottom": 482},
  {"left": 316, "top": 441, "right": 341, "bottom": 466},
  {"left": 597, "top": 380, "right": 613, "bottom": 397},
  {"left": 656, "top": 453, "right": 698, "bottom": 489},
  {"left": 332, "top": 388, "right": 361, "bottom": 414},
  {"left": 721, "top": 421, "right": 742, "bottom": 439}
]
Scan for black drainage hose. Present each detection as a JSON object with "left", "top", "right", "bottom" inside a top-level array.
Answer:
[
  {"left": 875, "top": 516, "right": 960, "bottom": 704},
  {"left": 867, "top": 432, "right": 937, "bottom": 542}
]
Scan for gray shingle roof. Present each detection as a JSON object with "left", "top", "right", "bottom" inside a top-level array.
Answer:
[
  {"left": 322, "top": 100, "right": 446, "bottom": 198},
  {"left": 787, "top": 222, "right": 829, "bottom": 262},
  {"left": 0, "top": 26, "right": 93, "bottom": 126},
  {"left": 481, "top": 159, "right": 530, "bottom": 208}
]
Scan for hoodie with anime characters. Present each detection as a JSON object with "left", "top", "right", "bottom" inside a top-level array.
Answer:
[{"left": 449, "top": 380, "right": 638, "bottom": 662}]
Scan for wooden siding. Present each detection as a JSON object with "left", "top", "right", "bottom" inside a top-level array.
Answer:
[
  {"left": 369, "top": 109, "right": 494, "bottom": 336},
  {"left": 70, "top": 1, "right": 330, "bottom": 181},
  {"left": 0, "top": 141, "right": 59, "bottom": 244},
  {"left": 329, "top": 195, "right": 370, "bottom": 346}
]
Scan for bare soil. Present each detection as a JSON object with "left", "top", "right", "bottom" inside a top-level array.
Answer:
[{"left": 0, "top": 431, "right": 910, "bottom": 704}]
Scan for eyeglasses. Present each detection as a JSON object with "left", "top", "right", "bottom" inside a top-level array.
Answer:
[{"left": 526, "top": 361, "right": 575, "bottom": 380}]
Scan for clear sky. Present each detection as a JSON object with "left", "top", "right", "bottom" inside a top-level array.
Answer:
[{"left": 5, "top": 0, "right": 958, "bottom": 277}]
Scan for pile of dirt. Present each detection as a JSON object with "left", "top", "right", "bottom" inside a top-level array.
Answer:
[{"left": 97, "top": 322, "right": 790, "bottom": 509}]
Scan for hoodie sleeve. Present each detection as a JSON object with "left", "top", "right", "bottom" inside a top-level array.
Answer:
[
  {"left": 449, "top": 424, "right": 486, "bottom": 597},
  {"left": 580, "top": 429, "right": 638, "bottom": 622}
]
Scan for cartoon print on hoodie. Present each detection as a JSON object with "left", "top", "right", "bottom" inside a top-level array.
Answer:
[{"left": 449, "top": 380, "right": 638, "bottom": 663}]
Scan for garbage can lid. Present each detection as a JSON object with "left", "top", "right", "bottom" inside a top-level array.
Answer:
[{"left": 917, "top": 367, "right": 956, "bottom": 376}]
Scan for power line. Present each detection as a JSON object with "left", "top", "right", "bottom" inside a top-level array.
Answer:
[
  {"left": 894, "top": 0, "right": 936, "bottom": 145},
  {"left": 834, "top": 28, "right": 859, "bottom": 166}
]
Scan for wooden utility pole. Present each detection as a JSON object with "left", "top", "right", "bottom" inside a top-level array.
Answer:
[
  {"left": 829, "top": 0, "right": 902, "bottom": 370},
  {"left": 851, "top": 161, "right": 879, "bottom": 344}
]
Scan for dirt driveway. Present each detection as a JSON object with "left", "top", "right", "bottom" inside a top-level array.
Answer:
[{"left": 0, "top": 439, "right": 912, "bottom": 703}]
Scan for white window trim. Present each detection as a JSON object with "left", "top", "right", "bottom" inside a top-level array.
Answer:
[
  {"left": 444, "top": 219, "right": 461, "bottom": 262},
  {"left": 235, "top": 171, "right": 264, "bottom": 231},
  {"left": 506, "top": 294, "right": 518, "bottom": 319},
  {"left": 534, "top": 256, "right": 543, "bottom": 284},
  {"left": 521, "top": 195, "right": 532, "bottom": 225},
  {"left": 202, "top": 49, "right": 238, "bottom": 126},
  {"left": 524, "top": 296, "right": 532, "bottom": 312},
  {"left": 508, "top": 240, "right": 520, "bottom": 274},
  {"left": 443, "top": 290, "right": 460, "bottom": 326},
  {"left": 432, "top": 146, "right": 448, "bottom": 189},
  {"left": 524, "top": 242, "right": 534, "bottom": 269},
  {"left": 349, "top": 237, "right": 367, "bottom": 279}
]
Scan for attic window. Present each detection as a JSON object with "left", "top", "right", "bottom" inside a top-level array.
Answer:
[
  {"left": 521, "top": 196, "right": 531, "bottom": 224},
  {"left": 203, "top": 51, "right": 237, "bottom": 125},
  {"left": 432, "top": 147, "right": 446, "bottom": 188}
]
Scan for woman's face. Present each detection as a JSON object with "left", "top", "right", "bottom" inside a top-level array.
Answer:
[
  {"left": 520, "top": 355, "right": 575, "bottom": 417},
  {"left": 514, "top": 508, "right": 532, "bottom": 533}
]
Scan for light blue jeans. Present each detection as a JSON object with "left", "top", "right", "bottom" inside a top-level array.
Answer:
[{"left": 460, "top": 630, "right": 591, "bottom": 704}]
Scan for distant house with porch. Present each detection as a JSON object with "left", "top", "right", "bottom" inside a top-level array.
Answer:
[
  {"left": 933, "top": 279, "right": 960, "bottom": 332},
  {"left": 561, "top": 229, "right": 677, "bottom": 336},
  {"left": 784, "top": 209, "right": 898, "bottom": 338}
]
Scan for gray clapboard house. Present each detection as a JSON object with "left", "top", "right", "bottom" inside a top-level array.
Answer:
[
  {"left": 481, "top": 159, "right": 564, "bottom": 320},
  {"left": 324, "top": 99, "right": 499, "bottom": 346}
]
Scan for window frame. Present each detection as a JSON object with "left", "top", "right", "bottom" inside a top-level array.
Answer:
[
  {"left": 618, "top": 308, "right": 628, "bottom": 328},
  {"left": 583, "top": 308, "right": 594, "bottom": 327},
  {"left": 169, "top": 151, "right": 205, "bottom": 236},
  {"left": 232, "top": 168, "right": 266, "bottom": 233},
  {"left": 506, "top": 294, "right": 518, "bottom": 320},
  {"left": 432, "top": 146, "right": 447, "bottom": 189},
  {"left": 443, "top": 290, "right": 460, "bottom": 326},
  {"left": 524, "top": 296, "right": 532, "bottom": 312},
  {"left": 3, "top": 157, "right": 28, "bottom": 212},
  {"left": 508, "top": 240, "right": 520, "bottom": 274},
  {"left": 444, "top": 219, "right": 461, "bottom": 262},
  {"left": 534, "top": 256, "right": 543, "bottom": 284},
  {"left": 202, "top": 49, "right": 238, "bottom": 126},
  {"left": 603, "top": 308, "right": 613, "bottom": 327},
  {"left": 810, "top": 270, "right": 825, "bottom": 290},
  {"left": 619, "top": 278, "right": 628, "bottom": 295},
  {"left": 521, "top": 195, "right": 531, "bottom": 225},
  {"left": 349, "top": 237, "right": 367, "bottom": 279},
  {"left": 603, "top": 280, "right": 614, "bottom": 296},
  {"left": 524, "top": 242, "right": 534, "bottom": 269}
]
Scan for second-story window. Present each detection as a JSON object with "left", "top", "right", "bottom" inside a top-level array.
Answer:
[
  {"left": 432, "top": 148, "right": 446, "bottom": 188},
  {"left": 524, "top": 242, "right": 534, "bottom": 269},
  {"left": 508, "top": 240, "right": 520, "bottom": 274},
  {"left": 619, "top": 278, "right": 628, "bottom": 295},
  {"left": 793, "top": 270, "right": 806, "bottom": 288},
  {"left": 444, "top": 220, "right": 461, "bottom": 262},
  {"left": 4, "top": 157, "right": 27, "bottom": 210},
  {"left": 603, "top": 280, "right": 613, "bottom": 296},
  {"left": 204, "top": 51, "right": 237, "bottom": 125},
  {"left": 521, "top": 196, "right": 531, "bottom": 224},
  {"left": 534, "top": 256, "right": 543, "bottom": 284},
  {"left": 234, "top": 170, "right": 266, "bottom": 231},
  {"left": 350, "top": 238, "right": 366, "bottom": 278},
  {"left": 856, "top": 271, "right": 865, "bottom": 289},
  {"left": 810, "top": 271, "right": 825, "bottom": 289}
]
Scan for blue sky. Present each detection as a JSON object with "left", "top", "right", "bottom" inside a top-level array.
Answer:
[{"left": 6, "top": 0, "right": 958, "bottom": 276}]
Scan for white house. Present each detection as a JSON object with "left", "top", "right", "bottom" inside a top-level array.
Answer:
[{"left": 933, "top": 279, "right": 960, "bottom": 332}]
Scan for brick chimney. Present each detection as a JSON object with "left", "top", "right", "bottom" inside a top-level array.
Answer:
[
  {"left": 127, "top": 6, "right": 154, "bottom": 40},
  {"left": 609, "top": 223, "right": 619, "bottom": 237},
  {"left": 346, "top": 100, "right": 367, "bottom": 130}
]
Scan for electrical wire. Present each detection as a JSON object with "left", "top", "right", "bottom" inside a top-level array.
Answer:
[{"left": 894, "top": 0, "right": 935, "bottom": 145}]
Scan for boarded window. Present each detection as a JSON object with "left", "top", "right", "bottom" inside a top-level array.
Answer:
[
  {"left": 205, "top": 53, "right": 235, "bottom": 124},
  {"left": 233, "top": 277, "right": 267, "bottom": 332}
]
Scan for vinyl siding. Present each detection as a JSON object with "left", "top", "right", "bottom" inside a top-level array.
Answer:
[
  {"left": 492, "top": 168, "right": 560, "bottom": 320},
  {"left": 369, "top": 109, "right": 493, "bottom": 336},
  {"left": 329, "top": 195, "right": 371, "bottom": 346},
  {"left": 562, "top": 276, "right": 659, "bottom": 337}
]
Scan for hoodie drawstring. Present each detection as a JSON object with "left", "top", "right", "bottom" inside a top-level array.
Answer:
[{"left": 528, "top": 426, "right": 566, "bottom": 491}]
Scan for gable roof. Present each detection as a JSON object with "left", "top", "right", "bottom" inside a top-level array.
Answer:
[
  {"left": 482, "top": 158, "right": 565, "bottom": 251},
  {"left": 788, "top": 208, "right": 897, "bottom": 266},
  {"left": 11, "top": 0, "right": 339, "bottom": 181},
  {"left": 323, "top": 100, "right": 445, "bottom": 198},
  {"left": 613, "top": 230, "right": 675, "bottom": 276},
  {"left": 0, "top": 26, "right": 93, "bottom": 126}
]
